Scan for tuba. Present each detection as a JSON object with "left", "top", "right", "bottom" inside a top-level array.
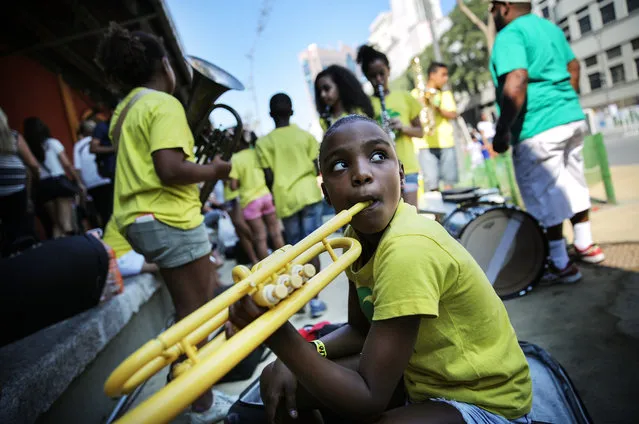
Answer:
[
  {"left": 104, "top": 201, "right": 372, "bottom": 424},
  {"left": 411, "top": 57, "right": 439, "bottom": 137},
  {"left": 185, "top": 56, "right": 245, "bottom": 204}
]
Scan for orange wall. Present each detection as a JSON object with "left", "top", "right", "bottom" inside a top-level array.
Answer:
[{"left": 0, "top": 55, "right": 97, "bottom": 161}]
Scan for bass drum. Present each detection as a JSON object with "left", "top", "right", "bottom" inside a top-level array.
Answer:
[{"left": 442, "top": 203, "right": 548, "bottom": 299}]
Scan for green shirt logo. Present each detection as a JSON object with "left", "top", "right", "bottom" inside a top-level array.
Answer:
[{"left": 357, "top": 286, "right": 374, "bottom": 322}]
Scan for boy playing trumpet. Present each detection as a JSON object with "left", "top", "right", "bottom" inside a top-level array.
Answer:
[{"left": 229, "top": 115, "right": 532, "bottom": 424}]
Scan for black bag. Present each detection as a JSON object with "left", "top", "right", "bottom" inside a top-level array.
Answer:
[
  {"left": 520, "top": 341, "right": 593, "bottom": 424},
  {"left": 37, "top": 175, "right": 81, "bottom": 202},
  {"left": 0, "top": 235, "right": 109, "bottom": 347}
]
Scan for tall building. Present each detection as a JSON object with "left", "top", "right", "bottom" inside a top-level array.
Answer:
[
  {"left": 533, "top": 0, "right": 639, "bottom": 110},
  {"left": 368, "top": 0, "right": 451, "bottom": 82},
  {"left": 298, "top": 43, "right": 364, "bottom": 138}
]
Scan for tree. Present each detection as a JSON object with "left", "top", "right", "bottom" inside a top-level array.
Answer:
[
  {"left": 457, "top": 0, "right": 496, "bottom": 56},
  {"left": 392, "top": 0, "right": 493, "bottom": 95}
]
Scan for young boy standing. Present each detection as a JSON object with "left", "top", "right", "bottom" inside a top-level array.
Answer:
[{"left": 255, "top": 93, "right": 327, "bottom": 318}]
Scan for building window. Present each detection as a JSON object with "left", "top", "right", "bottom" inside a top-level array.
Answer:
[
  {"left": 636, "top": 58, "right": 639, "bottom": 75},
  {"left": 585, "top": 55, "right": 598, "bottom": 67},
  {"left": 578, "top": 15, "right": 592, "bottom": 34},
  {"left": 599, "top": 2, "right": 616, "bottom": 24},
  {"left": 628, "top": 0, "right": 639, "bottom": 13},
  {"left": 542, "top": 7, "right": 550, "bottom": 18},
  {"left": 589, "top": 73, "right": 603, "bottom": 90},
  {"left": 558, "top": 18, "right": 570, "bottom": 41},
  {"left": 610, "top": 65, "right": 626, "bottom": 84},
  {"left": 576, "top": 7, "right": 592, "bottom": 35},
  {"left": 632, "top": 38, "right": 639, "bottom": 50},
  {"left": 606, "top": 46, "right": 622, "bottom": 60}
]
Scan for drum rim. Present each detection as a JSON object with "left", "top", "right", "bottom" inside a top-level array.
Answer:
[{"left": 457, "top": 204, "right": 549, "bottom": 300}]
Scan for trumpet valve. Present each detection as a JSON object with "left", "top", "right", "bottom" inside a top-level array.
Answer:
[
  {"left": 253, "top": 283, "right": 289, "bottom": 307},
  {"left": 277, "top": 274, "right": 305, "bottom": 293},
  {"left": 291, "top": 264, "right": 316, "bottom": 281},
  {"left": 302, "top": 264, "right": 316, "bottom": 280},
  {"left": 289, "top": 274, "right": 304, "bottom": 289}
]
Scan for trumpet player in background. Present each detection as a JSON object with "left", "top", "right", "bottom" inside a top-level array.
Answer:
[
  {"left": 95, "top": 23, "right": 236, "bottom": 422},
  {"left": 420, "top": 62, "right": 459, "bottom": 192},
  {"left": 228, "top": 115, "right": 532, "bottom": 424},
  {"left": 356, "top": 45, "right": 423, "bottom": 207}
]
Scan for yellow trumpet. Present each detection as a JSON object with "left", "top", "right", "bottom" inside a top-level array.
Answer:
[{"left": 104, "top": 201, "right": 371, "bottom": 424}]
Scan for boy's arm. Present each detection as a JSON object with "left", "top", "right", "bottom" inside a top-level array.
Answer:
[
  {"left": 229, "top": 178, "right": 240, "bottom": 191},
  {"left": 153, "top": 149, "right": 231, "bottom": 185},
  {"left": 567, "top": 59, "right": 580, "bottom": 94},
  {"left": 317, "top": 281, "right": 370, "bottom": 359},
  {"left": 436, "top": 91, "right": 458, "bottom": 120},
  {"left": 263, "top": 168, "right": 274, "bottom": 192},
  {"left": 266, "top": 311, "right": 420, "bottom": 421},
  {"left": 90, "top": 137, "right": 116, "bottom": 154}
]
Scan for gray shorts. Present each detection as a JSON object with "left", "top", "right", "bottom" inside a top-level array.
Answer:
[
  {"left": 431, "top": 398, "right": 531, "bottom": 424},
  {"left": 420, "top": 147, "right": 459, "bottom": 190},
  {"left": 125, "top": 219, "right": 211, "bottom": 269}
]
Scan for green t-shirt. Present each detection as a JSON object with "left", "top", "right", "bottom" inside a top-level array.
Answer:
[
  {"left": 255, "top": 124, "right": 322, "bottom": 218},
  {"left": 490, "top": 14, "right": 585, "bottom": 144}
]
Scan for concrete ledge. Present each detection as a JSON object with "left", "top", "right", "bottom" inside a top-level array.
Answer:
[{"left": 0, "top": 273, "right": 169, "bottom": 424}]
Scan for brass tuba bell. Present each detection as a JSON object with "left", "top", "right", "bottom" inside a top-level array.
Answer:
[{"left": 184, "top": 56, "right": 245, "bottom": 203}]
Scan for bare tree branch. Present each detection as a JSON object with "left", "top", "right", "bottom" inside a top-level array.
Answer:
[{"left": 456, "top": 0, "right": 496, "bottom": 55}]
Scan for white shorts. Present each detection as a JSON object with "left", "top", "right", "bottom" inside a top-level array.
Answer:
[
  {"left": 512, "top": 120, "right": 591, "bottom": 228},
  {"left": 117, "top": 249, "right": 146, "bottom": 278}
]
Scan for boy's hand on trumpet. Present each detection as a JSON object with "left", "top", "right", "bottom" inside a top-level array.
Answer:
[{"left": 228, "top": 295, "right": 268, "bottom": 330}]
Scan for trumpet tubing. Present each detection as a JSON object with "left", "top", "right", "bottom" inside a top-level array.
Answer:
[{"left": 104, "top": 201, "right": 372, "bottom": 424}]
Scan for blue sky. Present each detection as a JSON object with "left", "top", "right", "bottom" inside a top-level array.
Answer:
[{"left": 165, "top": 0, "right": 456, "bottom": 136}]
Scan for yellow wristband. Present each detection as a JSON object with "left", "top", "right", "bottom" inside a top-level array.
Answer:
[{"left": 311, "top": 340, "right": 327, "bottom": 357}]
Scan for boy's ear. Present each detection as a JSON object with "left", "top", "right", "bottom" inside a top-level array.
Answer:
[
  {"left": 398, "top": 160, "right": 405, "bottom": 183},
  {"left": 321, "top": 183, "right": 332, "bottom": 206}
]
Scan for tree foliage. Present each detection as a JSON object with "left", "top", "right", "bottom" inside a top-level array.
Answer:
[{"left": 391, "top": 0, "right": 493, "bottom": 95}]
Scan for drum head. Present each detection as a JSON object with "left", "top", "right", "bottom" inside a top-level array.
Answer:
[{"left": 459, "top": 207, "right": 548, "bottom": 299}]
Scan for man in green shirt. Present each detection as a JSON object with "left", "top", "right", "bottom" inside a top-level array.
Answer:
[{"left": 490, "top": 0, "right": 604, "bottom": 284}]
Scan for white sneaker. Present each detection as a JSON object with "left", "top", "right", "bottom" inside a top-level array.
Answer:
[{"left": 189, "top": 390, "right": 238, "bottom": 424}]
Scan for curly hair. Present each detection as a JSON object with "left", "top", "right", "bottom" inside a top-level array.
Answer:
[
  {"left": 23, "top": 117, "right": 51, "bottom": 163},
  {"left": 314, "top": 65, "right": 374, "bottom": 121},
  {"left": 94, "top": 22, "right": 167, "bottom": 93},
  {"left": 356, "top": 45, "right": 389, "bottom": 76}
]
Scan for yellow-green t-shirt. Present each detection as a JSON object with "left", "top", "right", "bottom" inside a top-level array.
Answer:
[
  {"left": 224, "top": 181, "right": 239, "bottom": 202},
  {"left": 102, "top": 219, "right": 133, "bottom": 259},
  {"left": 344, "top": 201, "right": 532, "bottom": 419},
  {"left": 255, "top": 124, "right": 322, "bottom": 218},
  {"left": 370, "top": 91, "right": 422, "bottom": 175},
  {"left": 110, "top": 88, "right": 203, "bottom": 231},
  {"left": 229, "top": 148, "right": 270, "bottom": 209},
  {"left": 425, "top": 90, "right": 456, "bottom": 149},
  {"left": 319, "top": 107, "right": 367, "bottom": 133}
]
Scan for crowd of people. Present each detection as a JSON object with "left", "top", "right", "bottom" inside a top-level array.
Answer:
[{"left": 0, "top": 0, "right": 610, "bottom": 422}]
